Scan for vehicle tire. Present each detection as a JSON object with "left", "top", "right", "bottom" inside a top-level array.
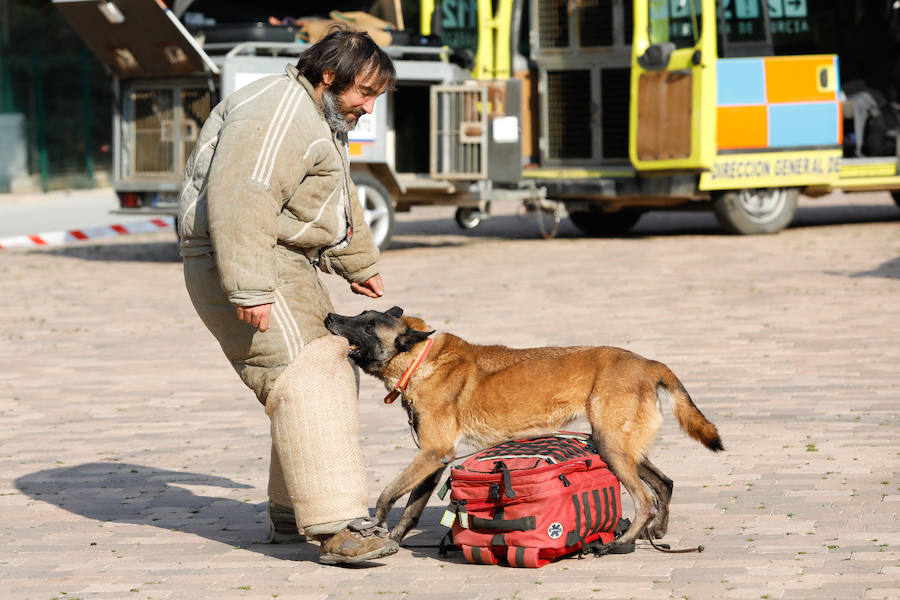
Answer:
[
  {"left": 891, "top": 190, "right": 900, "bottom": 209},
  {"left": 567, "top": 206, "right": 643, "bottom": 236},
  {"left": 712, "top": 187, "right": 799, "bottom": 234},
  {"left": 351, "top": 172, "right": 395, "bottom": 252},
  {"left": 455, "top": 207, "right": 483, "bottom": 230}
]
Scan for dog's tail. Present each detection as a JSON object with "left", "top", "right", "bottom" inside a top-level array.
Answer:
[{"left": 656, "top": 368, "right": 724, "bottom": 452}]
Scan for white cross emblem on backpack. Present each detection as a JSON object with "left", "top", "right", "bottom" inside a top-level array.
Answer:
[{"left": 547, "top": 522, "right": 564, "bottom": 539}]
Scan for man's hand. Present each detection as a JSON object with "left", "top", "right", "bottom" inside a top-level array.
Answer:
[
  {"left": 350, "top": 273, "right": 384, "bottom": 298},
  {"left": 236, "top": 304, "right": 272, "bottom": 332}
]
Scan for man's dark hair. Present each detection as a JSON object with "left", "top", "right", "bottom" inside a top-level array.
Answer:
[{"left": 297, "top": 28, "right": 396, "bottom": 95}]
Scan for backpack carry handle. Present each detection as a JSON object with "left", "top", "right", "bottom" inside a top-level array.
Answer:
[
  {"left": 468, "top": 515, "right": 536, "bottom": 531},
  {"left": 493, "top": 461, "right": 516, "bottom": 498}
]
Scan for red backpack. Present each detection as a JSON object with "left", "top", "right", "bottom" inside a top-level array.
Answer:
[{"left": 438, "top": 433, "right": 626, "bottom": 567}]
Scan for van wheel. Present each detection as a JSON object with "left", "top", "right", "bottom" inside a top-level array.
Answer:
[
  {"left": 352, "top": 172, "right": 395, "bottom": 252},
  {"left": 455, "top": 207, "right": 483, "bottom": 230},
  {"left": 568, "top": 206, "right": 643, "bottom": 236},
  {"left": 712, "top": 188, "right": 799, "bottom": 234}
]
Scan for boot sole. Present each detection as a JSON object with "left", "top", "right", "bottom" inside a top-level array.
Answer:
[{"left": 319, "top": 543, "right": 399, "bottom": 565}]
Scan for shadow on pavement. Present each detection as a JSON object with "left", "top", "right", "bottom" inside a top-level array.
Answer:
[
  {"left": 393, "top": 506, "right": 468, "bottom": 564},
  {"left": 390, "top": 202, "right": 900, "bottom": 249},
  {"left": 791, "top": 202, "right": 900, "bottom": 230},
  {"left": 14, "top": 462, "right": 323, "bottom": 562},
  {"left": 38, "top": 241, "right": 182, "bottom": 263},
  {"left": 849, "top": 256, "right": 900, "bottom": 280}
]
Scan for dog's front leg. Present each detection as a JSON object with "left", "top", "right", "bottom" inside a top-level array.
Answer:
[
  {"left": 375, "top": 450, "right": 448, "bottom": 537},
  {"left": 389, "top": 466, "right": 447, "bottom": 542}
]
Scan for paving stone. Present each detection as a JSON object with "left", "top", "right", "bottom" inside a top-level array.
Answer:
[{"left": 1, "top": 191, "right": 898, "bottom": 599}]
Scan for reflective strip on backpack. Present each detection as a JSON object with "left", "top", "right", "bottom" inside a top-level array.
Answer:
[
  {"left": 566, "top": 493, "right": 585, "bottom": 547},
  {"left": 463, "top": 544, "right": 498, "bottom": 565},
  {"left": 593, "top": 488, "right": 607, "bottom": 534},
  {"left": 581, "top": 491, "right": 593, "bottom": 540}
]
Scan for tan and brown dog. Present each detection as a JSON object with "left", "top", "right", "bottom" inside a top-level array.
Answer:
[{"left": 324, "top": 306, "right": 724, "bottom": 550}]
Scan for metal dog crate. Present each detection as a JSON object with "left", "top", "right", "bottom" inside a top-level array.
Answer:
[
  {"left": 122, "top": 81, "right": 211, "bottom": 179},
  {"left": 430, "top": 80, "right": 522, "bottom": 183}
]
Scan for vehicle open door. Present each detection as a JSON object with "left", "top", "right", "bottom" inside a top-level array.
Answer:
[
  {"left": 54, "top": 0, "right": 218, "bottom": 78},
  {"left": 629, "top": 0, "right": 716, "bottom": 171}
]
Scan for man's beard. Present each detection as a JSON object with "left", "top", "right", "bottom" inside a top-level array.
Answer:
[{"left": 322, "top": 89, "right": 359, "bottom": 133}]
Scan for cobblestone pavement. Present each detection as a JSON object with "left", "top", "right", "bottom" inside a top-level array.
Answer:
[{"left": 1, "top": 191, "right": 898, "bottom": 600}]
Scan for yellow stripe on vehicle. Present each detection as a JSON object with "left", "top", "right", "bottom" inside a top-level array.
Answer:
[
  {"left": 698, "top": 149, "right": 842, "bottom": 191},
  {"left": 522, "top": 168, "right": 636, "bottom": 179},
  {"left": 838, "top": 161, "right": 897, "bottom": 179}
]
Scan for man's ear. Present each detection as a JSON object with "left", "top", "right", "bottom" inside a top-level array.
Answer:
[
  {"left": 386, "top": 306, "right": 403, "bottom": 318},
  {"left": 321, "top": 70, "right": 335, "bottom": 87},
  {"left": 395, "top": 328, "right": 434, "bottom": 353}
]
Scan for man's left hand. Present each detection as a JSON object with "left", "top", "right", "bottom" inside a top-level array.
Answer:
[{"left": 350, "top": 273, "right": 384, "bottom": 298}]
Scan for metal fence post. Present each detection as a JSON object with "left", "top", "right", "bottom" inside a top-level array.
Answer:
[
  {"left": 81, "top": 46, "right": 94, "bottom": 187},
  {"left": 31, "top": 47, "right": 49, "bottom": 192},
  {"left": 0, "top": 0, "right": 11, "bottom": 113}
]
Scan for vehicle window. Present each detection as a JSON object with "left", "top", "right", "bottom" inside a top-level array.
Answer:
[
  {"left": 719, "top": 0, "right": 839, "bottom": 56},
  {"left": 440, "top": 0, "right": 480, "bottom": 52},
  {"left": 770, "top": 0, "right": 838, "bottom": 56},
  {"left": 719, "top": 0, "right": 767, "bottom": 43},
  {"left": 648, "top": 0, "right": 703, "bottom": 49}
]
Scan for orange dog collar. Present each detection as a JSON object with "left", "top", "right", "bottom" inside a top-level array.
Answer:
[{"left": 384, "top": 338, "right": 434, "bottom": 404}]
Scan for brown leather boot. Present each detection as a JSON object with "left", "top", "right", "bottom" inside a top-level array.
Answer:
[{"left": 319, "top": 518, "right": 399, "bottom": 565}]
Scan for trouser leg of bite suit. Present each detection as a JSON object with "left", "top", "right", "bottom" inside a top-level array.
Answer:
[
  {"left": 265, "top": 334, "right": 369, "bottom": 530},
  {"left": 266, "top": 359, "right": 363, "bottom": 535},
  {"left": 183, "top": 248, "right": 369, "bottom": 532},
  {"left": 267, "top": 446, "right": 292, "bottom": 508}
]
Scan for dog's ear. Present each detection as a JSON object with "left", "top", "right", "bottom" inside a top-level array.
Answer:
[
  {"left": 386, "top": 306, "right": 404, "bottom": 318},
  {"left": 395, "top": 328, "right": 434, "bottom": 353}
]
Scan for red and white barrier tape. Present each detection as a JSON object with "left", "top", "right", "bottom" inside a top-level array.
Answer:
[{"left": 0, "top": 216, "right": 174, "bottom": 249}]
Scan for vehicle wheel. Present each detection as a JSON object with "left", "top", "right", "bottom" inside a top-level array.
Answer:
[
  {"left": 567, "top": 206, "right": 643, "bottom": 236},
  {"left": 891, "top": 190, "right": 900, "bottom": 209},
  {"left": 351, "top": 172, "right": 395, "bottom": 252},
  {"left": 455, "top": 207, "right": 483, "bottom": 230},
  {"left": 712, "top": 187, "right": 799, "bottom": 234}
]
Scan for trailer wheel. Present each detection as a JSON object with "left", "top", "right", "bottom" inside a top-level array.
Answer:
[
  {"left": 455, "top": 207, "right": 483, "bottom": 230},
  {"left": 567, "top": 206, "right": 643, "bottom": 236},
  {"left": 352, "top": 172, "right": 395, "bottom": 252},
  {"left": 712, "top": 187, "right": 799, "bottom": 234}
]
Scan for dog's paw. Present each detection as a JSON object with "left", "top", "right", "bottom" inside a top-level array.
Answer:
[
  {"left": 645, "top": 522, "right": 668, "bottom": 539},
  {"left": 388, "top": 527, "right": 407, "bottom": 543}
]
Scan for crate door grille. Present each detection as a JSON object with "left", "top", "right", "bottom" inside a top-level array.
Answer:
[
  {"left": 600, "top": 67, "right": 630, "bottom": 159},
  {"left": 430, "top": 85, "right": 487, "bottom": 180},
  {"left": 546, "top": 70, "right": 592, "bottom": 160},
  {"left": 132, "top": 88, "right": 175, "bottom": 174},
  {"left": 538, "top": 0, "right": 569, "bottom": 48},
  {"left": 579, "top": 0, "right": 614, "bottom": 47}
]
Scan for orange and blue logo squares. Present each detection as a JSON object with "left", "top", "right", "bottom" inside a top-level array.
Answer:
[{"left": 716, "top": 55, "right": 841, "bottom": 151}]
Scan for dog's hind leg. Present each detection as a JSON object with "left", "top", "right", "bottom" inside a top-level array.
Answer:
[
  {"left": 375, "top": 450, "right": 450, "bottom": 539},
  {"left": 638, "top": 458, "right": 674, "bottom": 539},
  {"left": 591, "top": 433, "right": 656, "bottom": 549},
  {"left": 390, "top": 466, "right": 447, "bottom": 542}
]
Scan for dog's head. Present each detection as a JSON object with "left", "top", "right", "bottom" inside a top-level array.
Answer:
[{"left": 324, "top": 306, "right": 434, "bottom": 376}]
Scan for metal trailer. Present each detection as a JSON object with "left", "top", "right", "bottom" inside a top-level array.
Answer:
[{"left": 54, "top": 0, "right": 534, "bottom": 251}]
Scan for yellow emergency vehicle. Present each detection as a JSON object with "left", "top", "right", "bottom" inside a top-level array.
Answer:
[{"left": 427, "top": 0, "right": 900, "bottom": 234}]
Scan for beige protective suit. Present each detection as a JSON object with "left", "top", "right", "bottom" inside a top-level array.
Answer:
[{"left": 178, "top": 65, "right": 379, "bottom": 532}]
